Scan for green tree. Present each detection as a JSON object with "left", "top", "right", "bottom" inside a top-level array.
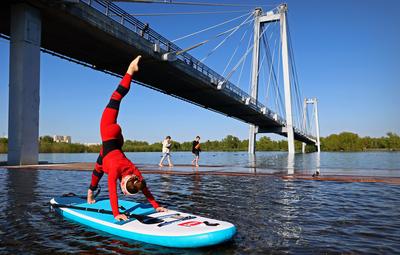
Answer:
[
  {"left": 40, "top": 136, "right": 54, "bottom": 143},
  {"left": 221, "top": 135, "right": 241, "bottom": 151},
  {"left": 0, "top": 137, "right": 7, "bottom": 153},
  {"left": 3, "top": 131, "right": 400, "bottom": 154},
  {"left": 386, "top": 132, "right": 400, "bottom": 150}
]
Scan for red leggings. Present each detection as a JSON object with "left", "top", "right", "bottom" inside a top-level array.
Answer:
[
  {"left": 88, "top": 73, "right": 159, "bottom": 217},
  {"left": 89, "top": 73, "right": 133, "bottom": 191}
]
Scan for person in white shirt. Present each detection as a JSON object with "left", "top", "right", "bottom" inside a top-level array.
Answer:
[{"left": 159, "top": 136, "right": 173, "bottom": 167}]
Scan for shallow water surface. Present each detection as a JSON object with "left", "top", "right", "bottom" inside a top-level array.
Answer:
[
  {"left": 2, "top": 151, "right": 400, "bottom": 176},
  {"left": 0, "top": 166, "right": 399, "bottom": 254}
]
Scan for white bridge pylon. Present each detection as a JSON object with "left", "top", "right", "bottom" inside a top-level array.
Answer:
[
  {"left": 248, "top": 4, "right": 319, "bottom": 154},
  {"left": 302, "top": 98, "right": 321, "bottom": 153}
]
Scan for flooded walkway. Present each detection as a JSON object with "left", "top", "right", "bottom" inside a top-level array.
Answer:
[{"left": 2, "top": 162, "right": 400, "bottom": 185}]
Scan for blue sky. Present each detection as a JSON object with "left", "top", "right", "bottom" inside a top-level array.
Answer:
[{"left": 0, "top": 0, "right": 399, "bottom": 143}]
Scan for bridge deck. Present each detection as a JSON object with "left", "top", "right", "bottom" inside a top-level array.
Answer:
[{"left": 0, "top": 0, "right": 315, "bottom": 144}]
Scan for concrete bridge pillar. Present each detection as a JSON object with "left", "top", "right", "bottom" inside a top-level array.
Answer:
[{"left": 8, "top": 4, "right": 41, "bottom": 165}]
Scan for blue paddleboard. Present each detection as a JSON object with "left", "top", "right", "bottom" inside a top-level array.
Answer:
[{"left": 50, "top": 196, "right": 236, "bottom": 248}]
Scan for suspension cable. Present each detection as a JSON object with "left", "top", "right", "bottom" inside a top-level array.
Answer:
[
  {"left": 175, "top": 19, "right": 253, "bottom": 55},
  {"left": 236, "top": 27, "right": 253, "bottom": 86},
  {"left": 223, "top": 22, "right": 271, "bottom": 84},
  {"left": 254, "top": 26, "right": 273, "bottom": 86},
  {"left": 125, "top": 10, "right": 250, "bottom": 16},
  {"left": 275, "top": 23, "right": 284, "bottom": 118},
  {"left": 172, "top": 11, "right": 251, "bottom": 42},
  {"left": 226, "top": 41, "right": 256, "bottom": 84},
  {"left": 287, "top": 18, "right": 304, "bottom": 131},
  {"left": 222, "top": 21, "right": 252, "bottom": 76},
  {"left": 265, "top": 33, "right": 278, "bottom": 106},
  {"left": 247, "top": 22, "right": 272, "bottom": 95},
  {"left": 200, "top": 12, "right": 254, "bottom": 62},
  {"left": 113, "top": 0, "right": 276, "bottom": 8},
  {"left": 263, "top": 22, "right": 283, "bottom": 118},
  {"left": 263, "top": 23, "right": 277, "bottom": 105}
]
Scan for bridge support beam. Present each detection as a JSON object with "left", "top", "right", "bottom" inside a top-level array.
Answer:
[
  {"left": 302, "top": 98, "right": 321, "bottom": 153},
  {"left": 314, "top": 99, "right": 321, "bottom": 153},
  {"left": 248, "top": 8, "right": 262, "bottom": 154},
  {"left": 279, "top": 4, "right": 295, "bottom": 154},
  {"left": 8, "top": 4, "right": 41, "bottom": 165},
  {"left": 302, "top": 98, "right": 307, "bottom": 153}
]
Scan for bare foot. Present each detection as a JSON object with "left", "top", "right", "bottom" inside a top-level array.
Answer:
[
  {"left": 158, "top": 164, "right": 163, "bottom": 167},
  {"left": 169, "top": 164, "right": 173, "bottom": 167},
  {"left": 87, "top": 189, "right": 96, "bottom": 204},
  {"left": 127, "top": 55, "right": 142, "bottom": 75}
]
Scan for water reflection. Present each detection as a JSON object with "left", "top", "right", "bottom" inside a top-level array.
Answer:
[
  {"left": 315, "top": 152, "right": 321, "bottom": 175},
  {"left": 159, "top": 173, "right": 173, "bottom": 195},
  {"left": 191, "top": 174, "right": 201, "bottom": 196},
  {"left": 276, "top": 180, "right": 302, "bottom": 246},
  {"left": 287, "top": 154, "right": 295, "bottom": 175},
  {"left": 247, "top": 153, "right": 257, "bottom": 173},
  {"left": 2, "top": 169, "right": 41, "bottom": 253}
]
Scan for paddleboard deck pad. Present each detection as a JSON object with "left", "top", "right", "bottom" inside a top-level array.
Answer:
[{"left": 50, "top": 196, "right": 236, "bottom": 248}]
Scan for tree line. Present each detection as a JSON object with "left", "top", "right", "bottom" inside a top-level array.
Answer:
[{"left": 0, "top": 132, "right": 399, "bottom": 154}]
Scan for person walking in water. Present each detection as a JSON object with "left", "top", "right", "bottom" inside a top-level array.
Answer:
[
  {"left": 191, "top": 136, "right": 201, "bottom": 167},
  {"left": 87, "top": 56, "right": 167, "bottom": 221},
  {"left": 159, "top": 136, "right": 173, "bottom": 167}
]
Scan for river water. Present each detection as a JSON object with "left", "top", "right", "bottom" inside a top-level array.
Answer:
[{"left": 0, "top": 152, "right": 399, "bottom": 254}]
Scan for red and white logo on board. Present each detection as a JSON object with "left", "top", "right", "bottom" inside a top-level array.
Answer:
[{"left": 178, "top": 221, "right": 202, "bottom": 227}]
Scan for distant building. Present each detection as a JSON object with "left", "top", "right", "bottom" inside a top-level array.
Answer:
[
  {"left": 53, "top": 135, "right": 71, "bottom": 143},
  {"left": 84, "top": 143, "right": 101, "bottom": 146}
]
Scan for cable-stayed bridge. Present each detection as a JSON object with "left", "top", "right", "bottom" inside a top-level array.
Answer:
[{"left": 0, "top": 0, "right": 320, "bottom": 165}]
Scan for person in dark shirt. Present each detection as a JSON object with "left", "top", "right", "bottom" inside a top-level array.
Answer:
[{"left": 191, "top": 136, "right": 201, "bottom": 167}]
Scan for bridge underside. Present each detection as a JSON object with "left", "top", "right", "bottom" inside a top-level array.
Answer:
[
  {"left": 0, "top": 0, "right": 316, "bottom": 146},
  {"left": 258, "top": 127, "right": 316, "bottom": 144}
]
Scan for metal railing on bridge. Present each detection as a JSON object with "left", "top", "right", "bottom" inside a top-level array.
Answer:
[{"left": 82, "top": 0, "right": 314, "bottom": 140}]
